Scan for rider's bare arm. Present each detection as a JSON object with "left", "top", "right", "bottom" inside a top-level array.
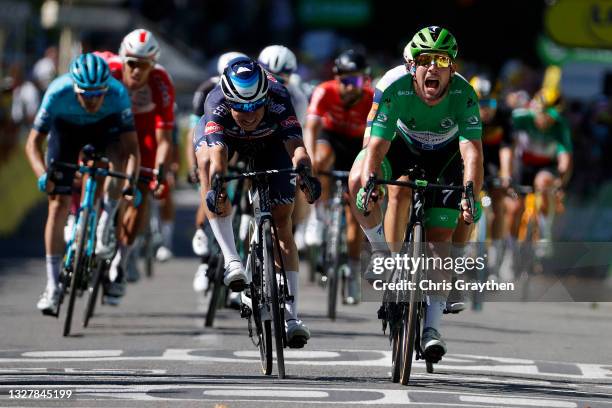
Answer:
[
  {"left": 459, "top": 139, "right": 483, "bottom": 196},
  {"left": 121, "top": 130, "right": 140, "bottom": 185},
  {"left": 557, "top": 152, "right": 572, "bottom": 187},
  {"left": 499, "top": 146, "right": 513, "bottom": 181},
  {"left": 284, "top": 138, "right": 312, "bottom": 169},
  {"left": 155, "top": 128, "right": 172, "bottom": 171},
  {"left": 303, "top": 116, "right": 322, "bottom": 169},
  {"left": 25, "top": 129, "right": 48, "bottom": 178},
  {"left": 361, "top": 136, "right": 391, "bottom": 188}
]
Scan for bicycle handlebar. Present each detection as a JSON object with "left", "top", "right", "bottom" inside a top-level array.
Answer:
[{"left": 49, "top": 160, "right": 131, "bottom": 181}]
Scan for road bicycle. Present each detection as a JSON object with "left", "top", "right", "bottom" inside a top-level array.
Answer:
[
  {"left": 48, "top": 145, "right": 131, "bottom": 336},
  {"left": 362, "top": 168, "right": 474, "bottom": 385}
]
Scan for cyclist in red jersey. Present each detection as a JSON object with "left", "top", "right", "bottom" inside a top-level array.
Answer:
[
  {"left": 96, "top": 29, "right": 175, "bottom": 303},
  {"left": 303, "top": 49, "right": 373, "bottom": 303}
]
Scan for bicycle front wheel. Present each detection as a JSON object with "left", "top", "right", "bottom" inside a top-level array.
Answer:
[
  {"left": 400, "top": 222, "right": 423, "bottom": 385},
  {"left": 64, "top": 207, "right": 89, "bottom": 337},
  {"left": 205, "top": 254, "right": 225, "bottom": 327},
  {"left": 263, "top": 220, "right": 285, "bottom": 379}
]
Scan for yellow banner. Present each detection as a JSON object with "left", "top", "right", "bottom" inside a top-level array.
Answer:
[{"left": 545, "top": 0, "right": 612, "bottom": 49}]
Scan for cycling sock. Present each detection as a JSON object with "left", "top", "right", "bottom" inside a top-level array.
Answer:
[
  {"left": 161, "top": 221, "right": 174, "bottom": 249},
  {"left": 362, "top": 223, "right": 388, "bottom": 252},
  {"left": 209, "top": 215, "right": 240, "bottom": 267},
  {"left": 283, "top": 271, "right": 299, "bottom": 320},
  {"left": 103, "top": 195, "right": 120, "bottom": 218},
  {"left": 109, "top": 247, "right": 123, "bottom": 282},
  {"left": 45, "top": 255, "right": 61, "bottom": 291},
  {"left": 349, "top": 258, "right": 360, "bottom": 278},
  {"left": 424, "top": 295, "right": 446, "bottom": 332}
]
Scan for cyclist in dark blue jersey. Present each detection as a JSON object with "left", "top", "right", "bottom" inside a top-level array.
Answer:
[
  {"left": 193, "top": 57, "right": 320, "bottom": 347},
  {"left": 25, "top": 53, "right": 140, "bottom": 314}
]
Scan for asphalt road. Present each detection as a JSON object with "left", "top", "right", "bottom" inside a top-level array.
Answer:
[
  {"left": 1, "top": 255, "right": 612, "bottom": 408},
  {"left": 1, "top": 189, "right": 611, "bottom": 407}
]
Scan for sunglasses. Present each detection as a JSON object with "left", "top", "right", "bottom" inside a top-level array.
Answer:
[
  {"left": 479, "top": 98, "right": 497, "bottom": 109},
  {"left": 272, "top": 73, "right": 289, "bottom": 85},
  {"left": 74, "top": 85, "right": 108, "bottom": 99},
  {"left": 125, "top": 57, "right": 153, "bottom": 70},
  {"left": 229, "top": 97, "right": 267, "bottom": 113},
  {"left": 339, "top": 75, "right": 365, "bottom": 87},
  {"left": 414, "top": 54, "right": 453, "bottom": 68}
]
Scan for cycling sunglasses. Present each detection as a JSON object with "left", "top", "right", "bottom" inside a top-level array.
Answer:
[
  {"left": 229, "top": 97, "right": 268, "bottom": 113},
  {"left": 479, "top": 98, "right": 497, "bottom": 109},
  {"left": 125, "top": 57, "right": 153, "bottom": 70},
  {"left": 74, "top": 84, "right": 108, "bottom": 99},
  {"left": 339, "top": 75, "right": 365, "bottom": 87},
  {"left": 414, "top": 54, "right": 453, "bottom": 68},
  {"left": 272, "top": 73, "right": 289, "bottom": 85}
]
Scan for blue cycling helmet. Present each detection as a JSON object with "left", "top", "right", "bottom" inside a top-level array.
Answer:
[
  {"left": 70, "top": 53, "right": 110, "bottom": 90},
  {"left": 220, "top": 57, "right": 269, "bottom": 109}
]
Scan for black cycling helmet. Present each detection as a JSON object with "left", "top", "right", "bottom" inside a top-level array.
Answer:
[{"left": 333, "top": 50, "right": 370, "bottom": 76}]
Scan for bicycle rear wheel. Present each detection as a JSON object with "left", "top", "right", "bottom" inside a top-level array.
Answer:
[
  {"left": 64, "top": 207, "right": 89, "bottom": 337},
  {"left": 83, "top": 258, "right": 106, "bottom": 327},
  {"left": 400, "top": 222, "right": 423, "bottom": 385},
  {"left": 205, "top": 254, "right": 225, "bottom": 327},
  {"left": 263, "top": 220, "right": 285, "bottom": 379}
]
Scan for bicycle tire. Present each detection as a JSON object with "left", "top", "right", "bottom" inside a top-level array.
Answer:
[
  {"left": 326, "top": 204, "right": 342, "bottom": 320},
  {"left": 249, "top": 240, "right": 274, "bottom": 375},
  {"left": 145, "top": 231, "right": 154, "bottom": 278},
  {"left": 64, "top": 207, "right": 89, "bottom": 337},
  {"left": 205, "top": 254, "right": 225, "bottom": 327},
  {"left": 83, "top": 258, "right": 105, "bottom": 327},
  {"left": 263, "top": 220, "right": 285, "bottom": 379},
  {"left": 400, "top": 222, "right": 423, "bottom": 385},
  {"left": 390, "top": 316, "right": 403, "bottom": 383}
]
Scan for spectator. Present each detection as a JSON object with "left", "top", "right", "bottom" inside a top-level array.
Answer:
[{"left": 32, "top": 46, "right": 58, "bottom": 93}]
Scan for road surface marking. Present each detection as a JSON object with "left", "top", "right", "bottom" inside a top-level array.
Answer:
[{"left": 459, "top": 395, "right": 577, "bottom": 407}]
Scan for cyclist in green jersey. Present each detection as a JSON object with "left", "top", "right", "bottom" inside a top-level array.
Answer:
[
  {"left": 504, "top": 91, "right": 572, "bottom": 255},
  {"left": 349, "top": 26, "right": 484, "bottom": 360}
]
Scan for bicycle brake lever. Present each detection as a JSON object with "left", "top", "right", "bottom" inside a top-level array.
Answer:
[
  {"left": 464, "top": 181, "right": 475, "bottom": 225},
  {"left": 363, "top": 173, "right": 378, "bottom": 217}
]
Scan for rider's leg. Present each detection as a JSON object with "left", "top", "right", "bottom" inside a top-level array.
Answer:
[
  {"left": 271, "top": 203, "right": 300, "bottom": 318},
  {"left": 346, "top": 207, "right": 364, "bottom": 302},
  {"left": 45, "top": 194, "right": 71, "bottom": 291},
  {"left": 384, "top": 178, "right": 411, "bottom": 253},
  {"left": 96, "top": 141, "right": 128, "bottom": 258},
  {"left": 305, "top": 140, "right": 334, "bottom": 246},
  {"left": 348, "top": 153, "right": 386, "bottom": 249},
  {"left": 158, "top": 192, "right": 175, "bottom": 259}
]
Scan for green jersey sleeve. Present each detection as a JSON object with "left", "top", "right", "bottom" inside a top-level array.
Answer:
[
  {"left": 368, "top": 86, "right": 400, "bottom": 142},
  {"left": 511, "top": 108, "right": 534, "bottom": 131},
  {"left": 457, "top": 85, "right": 482, "bottom": 142},
  {"left": 556, "top": 118, "right": 573, "bottom": 154}
]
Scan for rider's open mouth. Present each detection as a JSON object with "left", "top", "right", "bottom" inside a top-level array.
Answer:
[{"left": 425, "top": 79, "right": 440, "bottom": 92}]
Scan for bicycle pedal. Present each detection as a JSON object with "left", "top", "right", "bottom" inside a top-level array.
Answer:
[
  {"left": 288, "top": 337, "right": 307, "bottom": 349},
  {"left": 240, "top": 304, "right": 252, "bottom": 318}
]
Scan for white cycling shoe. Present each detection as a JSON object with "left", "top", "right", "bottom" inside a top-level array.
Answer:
[
  {"left": 155, "top": 246, "right": 173, "bottom": 262},
  {"left": 36, "top": 287, "right": 59, "bottom": 314},
  {"left": 304, "top": 215, "right": 324, "bottom": 247},
  {"left": 96, "top": 210, "right": 116, "bottom": 260},
  {"left": 421, "top": 327, "right": 447, "bottom": 363},
  {"left": 192, "top": 228, "right": 209, "bottom": 257},
  {"left": 193, "top": 263, "right": 209, "bottom": 292},
  {"left": 223, "top": 261, "right": 247, "bottom": 291},
  {"left": 286, "top": 319, "right": 310, "bottom": 348}
]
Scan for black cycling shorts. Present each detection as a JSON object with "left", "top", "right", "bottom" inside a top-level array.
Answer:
[
  {"left": 318, "top": 129, "right": 363, "bottom": 171},
  {"left": 46, "top": 116, "right": 123, "bottom": 194}
]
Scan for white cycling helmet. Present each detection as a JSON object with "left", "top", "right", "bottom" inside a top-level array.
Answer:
[
  {"left": 258, "top": 45, "right": 297, "bottom": 75},
  {"left": 217, "top": 51, "right": 247, "bottom": 76},
  {"left": 119, "top": 29, "right": 160, "bottom": 61},
  {"left": 403, "top": 43, "right": 413, "bottom": 62}
]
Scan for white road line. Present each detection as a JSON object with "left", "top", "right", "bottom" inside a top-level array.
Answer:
[
  {"left": 22, "top": 350, "right": 123, "bottom": 358},
  {"left": 204, "top": 390, "right": 329, "bottom": 398},
  {"left": 233, "top": 350, "right": 341, "bottom": 358},
  {"left": 459, "top": 395, "right": 577, "bottom": 408}
]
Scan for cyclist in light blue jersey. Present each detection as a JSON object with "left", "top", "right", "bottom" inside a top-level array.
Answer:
[{"left": 25, "top": 53, "right": 140, "bottom": 314}]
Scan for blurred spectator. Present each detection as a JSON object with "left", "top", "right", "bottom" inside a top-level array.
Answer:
[
  {"left": 32, "top": 46, "right": 58, "bottom": 92},
  {"left": 9, "top": 63, "right": 40, "bottom": 131},
  {"left": 0, "top": 76, "right": 17, "bottom": 163}
]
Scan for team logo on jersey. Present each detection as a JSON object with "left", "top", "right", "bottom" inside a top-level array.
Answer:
[
  {"left": 467, "top": 97, "right": 476, "bottom": 108},
  {"left": 383, "top": 97, "right": 392, "bottom": 106},
  {"left": 281, "top": 116, "right": 300, "bottom": 128},
  {"left": 466, "top": 115, "right": 480, "bottom": 125},
  {"left": 450, "top": 89, "right": 462, "bottom": 95},
  {"left": 268, "top": 102, "right": 286, "bottom": 114},
  {"left": 440, "top": 117, "right": 455, "bottom": 129},
  {"left": 205, "top": 121, "right": 224, "bottom": 134},
  {"left": 397, "top": 90, "right": 414, "bottom": 96},
  {"left": 376, "top": 113, "right": 388, "bottom": 123}
]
